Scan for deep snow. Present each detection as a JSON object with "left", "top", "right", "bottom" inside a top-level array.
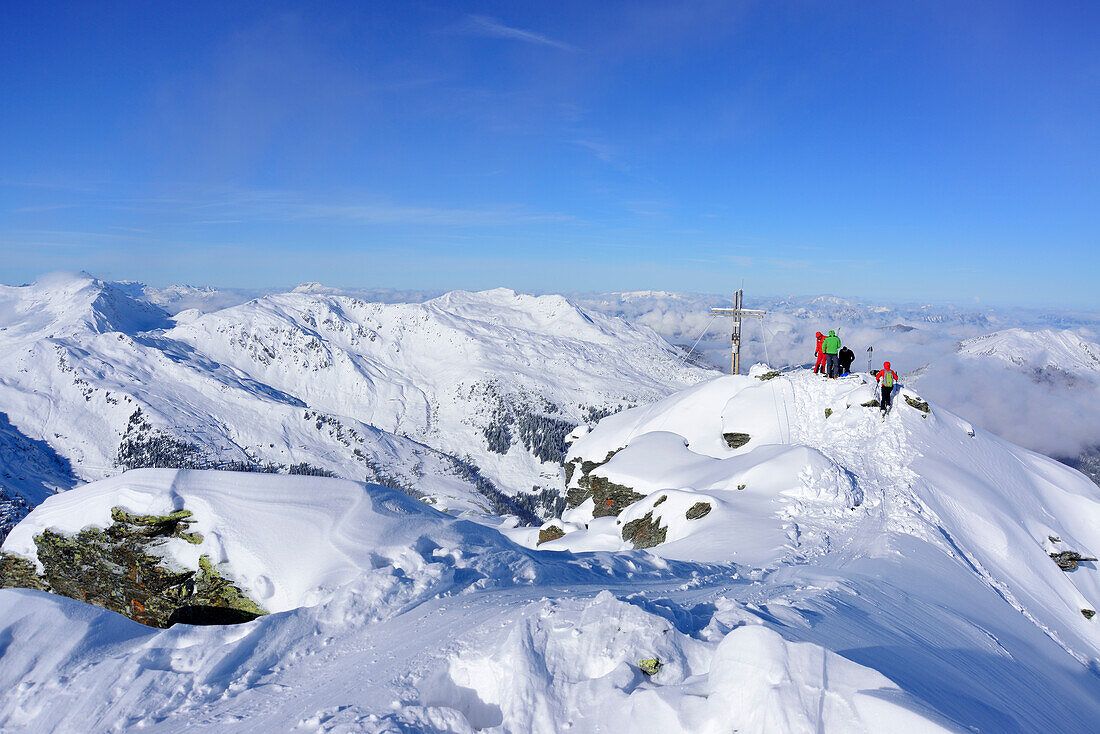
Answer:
[{"left": 3, "top": 368, "right": 1100, "bottom": 732}]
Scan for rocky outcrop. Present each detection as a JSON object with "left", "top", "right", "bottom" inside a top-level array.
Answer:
[
  {"left": 622, "top": 512, "right": 667, "bottom": 549},
  {"left": 564, "top": 448, "right": 643, "bottom": 518},
  {"left": 722, "top": 432, "right": 751, "bottom": 449},
  {"left": 904, "top": 396, "right": 931, "bottom": 414},
  {"left": 1050, "top": 550, "right": 1097, "bottom": 571},
  {"left": 0, "top": 507, "right": 266, "bottom": 628},
  {"left": 537, "top": 525, "right": 565, "bottom": 545},
  {"left": 685, "top": 502, "right": 712, "bottom": 520}
]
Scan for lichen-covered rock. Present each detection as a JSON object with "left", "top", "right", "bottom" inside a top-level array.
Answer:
[
  {"left": 0, "top": 506, "right": 266, "bottom": 628},
  {"left": 904, "top": 395, "right": 931, "bottom": 414},
  {"left": 824, "top": 408, "right": 833, "bottom": 419},
  {"left": 565, "top": 448, "right": 642, "bottom": 517},
  {"left": 685, "top": 502, "right": 712, "bottom": 520},
  {"left": 622, "top": 512, "right": 667, "bottom": 549},
  {"left": 537, "top": 525, "right": 565, "bottom": 545},
  {"left": 583, "top": 476, "right": 646, "bottom": 518},
  {"left": 722, "top": 432, "right": 751, "bottom": 449},
  {"left": 0, "top": 552, "right": 46, "bottom": 592},
  {"left": 1082, "top": 608, "right": 1096, "bottom": 620},
  {"left": 638, "top": 657, "right": 663, "bottom": 675},
  {"left": 755, "top": 371, "right": 781, "bottom": 381},
  {"left": 861, "top": 400, "right": 880, "bottom": 408},
  {"left": 1050, "top": 551, "right": 1097, "bottom": 571}
]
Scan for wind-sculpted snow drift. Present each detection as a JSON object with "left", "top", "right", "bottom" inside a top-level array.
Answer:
[{"left": 3, "top": 368, "right": 1100, "bottom": 732}]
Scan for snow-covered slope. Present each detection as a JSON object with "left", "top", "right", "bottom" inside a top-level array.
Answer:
[
  {"left": 909, "top": 328, "right": 1100, "bottom": 466},
  {"left": 1, "top": 468, "right": 965, "bottom": 733},
  {"left": 165, "top": 287, "right": 707, "bottom": 497},
  {"left": 515, "top": 367, "right": 1100, "bottom": 729},
  {"left": 3, "top": 371, "right": 1100, "bottom": 731},
  {"left": 0, "top": 274, "right": 711, "bottom": 527}
]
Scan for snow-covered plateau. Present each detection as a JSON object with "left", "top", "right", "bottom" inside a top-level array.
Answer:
[{"left": 3, "top": 365, "right": 1100, "bottom": 732}]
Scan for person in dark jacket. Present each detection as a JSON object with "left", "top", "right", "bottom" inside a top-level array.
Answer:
[
  {"left": 876, "top": 361, "right": 898, "bottom": 415},
  {"left": 838, "top": 346, "right": 855, "bottom": 376}
]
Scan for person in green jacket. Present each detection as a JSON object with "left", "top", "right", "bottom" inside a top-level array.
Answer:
[{"left": 822, "top": 330, "right": 842, "bottom": 378}]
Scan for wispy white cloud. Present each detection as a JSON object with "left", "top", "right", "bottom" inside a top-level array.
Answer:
[
  {"left": 462, "top": 15, "right": 575, "bottom": 51},
  {"left": 2, "top": 183, "right": 574, "bottom": 229}
]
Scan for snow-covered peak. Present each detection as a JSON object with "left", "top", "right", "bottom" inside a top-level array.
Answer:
[
  {"left": 291, "top": 281, "right": 337, "bottom": 294},
  {"left": 538, "top": 369, "right": 1100, "bottom": 668},
  {"left": 956, "top": 328, "right": 1100, "bottom": 372},
  {"left": 0, "top": 271, "right": 169, "bottom": 341}
]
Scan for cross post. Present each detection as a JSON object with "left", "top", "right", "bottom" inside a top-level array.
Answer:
[{"left": 710, "top": 289, "right": 766, "bottom": 375}]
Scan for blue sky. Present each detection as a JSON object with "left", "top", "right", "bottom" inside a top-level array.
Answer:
[{"left": 2, "top": 1, "right": 1098, "bottom": 305}]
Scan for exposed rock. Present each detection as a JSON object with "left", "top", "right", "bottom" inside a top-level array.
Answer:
[
  {"left": 755, "top": 371, "right": 781, "bottom": 381},
  {"left": 0, "top": 552, "right": 46, "bottom": 592},
  {"left": 0, "top": 506, "right": 266, "bottom": 628},
  {"left": 1082, "top": 609, "right": 1096, "bottom": 620},
  {"left": 861, "top": 400, "right": 880, "bottom": 408},
  {"left": 824, "top": 408, "right": 833, "bottom": 419},
  {"left": 622, "top": 512, "right": 667, "bottom": 549},
  {"left": 685, "top": 502, "right": 712, "bottom": 520},
  {"left": 723, "top": 432, "right": 751, "bottom": 449},
  {"left": 1050, "top": 551, "right": 1097, "bottom": 571},
  {"left": 565, "top": 448, "right": 642, "bottom": 517},
  {"left": 638, "top": 657, "right": 663, "bottom": 676},
  {"left": 904, "top": 396, "right": 931, "bottom": 414},
  {"left": 652, "top": 495, "right": 667, "bottom": 507},
  {"left": 537, "top": 525, "right": 565, "bottom": 545},
  {"left": 584, "top": 476, "right": 646, "bottom": 519}
]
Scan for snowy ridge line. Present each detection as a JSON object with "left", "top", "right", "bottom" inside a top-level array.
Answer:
[
  {"left": 524, "top": 366, "right": 1100, "bottom": 731},
  {"left": 0, "top": 272, "right": 713, "bottom": 519}
]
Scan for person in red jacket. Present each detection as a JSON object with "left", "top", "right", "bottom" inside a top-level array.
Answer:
[
  {"left": 813, "top": 332, "right": 827, "bottom": 374},
  {"left": 876, "top": 361, "right": 899, "bottom": 415}
]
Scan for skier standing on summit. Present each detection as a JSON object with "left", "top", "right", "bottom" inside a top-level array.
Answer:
[
  {"left": 813, "top": 332, "right": 827, "bottom": 374},
  {"left": 822, "top": 330, "right": 842, "bottom": 378},
  {"left": 876, "top": 361, "right": 899, "bottom": 415}
]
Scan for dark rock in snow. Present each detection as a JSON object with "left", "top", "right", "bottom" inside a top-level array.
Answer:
[
  {"left": 537, "top": 525, "right": 565, "bottom": 545},
  {"left": 1050, "top": 551, "right": 1097, "bottom": 571},
  {"left": 565, "top": 448, "right": 642, "bottom": 517},
  {"left": 722, "top": 432, "right": 751, "bottom": 449},
  {"left": 1082, "top": 609, "right": 1096, "bottom": 620},
  {"left": 685, "top": 502, "right": 712, "bottom": 520},
  {"left": 622, "top": 512, "right": 667, "bottom": 549},
  {"left": 903, "top": 396, "right": 931, "bottom": 414},
  {"left": 0, "top": 506, "right": 266, "bottom": 628}
]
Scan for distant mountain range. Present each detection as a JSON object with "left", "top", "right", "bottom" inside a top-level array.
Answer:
[{"left": 0, "top": 273, "right": 710, "bottom": 537}]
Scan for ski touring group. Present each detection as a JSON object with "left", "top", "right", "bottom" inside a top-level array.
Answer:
[{"left": 813, "top": 330, "right": 898, "bottom": 416}]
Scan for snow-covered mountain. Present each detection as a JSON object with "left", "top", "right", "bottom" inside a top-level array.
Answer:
[
  {"left": 3, "top": 369, "right": 1100, "bottom": 731},
  {"left": 909, "top": 328, "right": 1100, "bottom": 483},
  {"left": 577, "top": 292, "right": 1100, "bottom": 482},
  {"left": 0, "top": 273, "right": 711, "bottom": 535}
]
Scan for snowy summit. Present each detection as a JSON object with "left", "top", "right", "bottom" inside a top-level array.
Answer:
[{"left": 2, "top": 366, "right": 1099, "bottom": 731}]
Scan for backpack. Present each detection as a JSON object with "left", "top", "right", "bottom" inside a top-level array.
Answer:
[{"left": 881, "top": 370, "right": 894, "bottom": 388}]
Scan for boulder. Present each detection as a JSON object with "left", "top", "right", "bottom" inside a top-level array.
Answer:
[{"left": 0, "top": 507, "right": 266, "bottom": 628}]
